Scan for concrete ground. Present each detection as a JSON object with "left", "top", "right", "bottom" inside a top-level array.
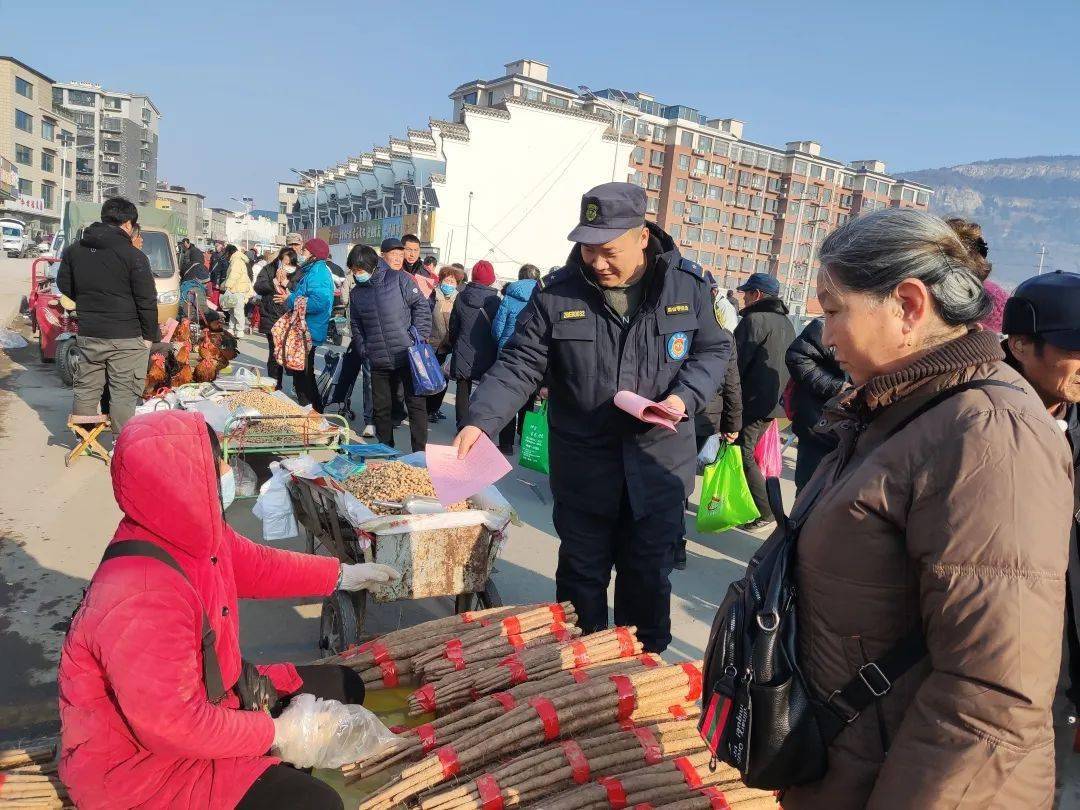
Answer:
[{"left": 0, "top": 256, "right": 1076, "bottom": 804}]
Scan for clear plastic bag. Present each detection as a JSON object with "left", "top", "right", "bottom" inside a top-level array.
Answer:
[
  {"left": 696, "top": 433, "right": 723, "bottom": 474},
  {"left": 271, "top": 693, "right": 397, "bottom": 769},
  {"left": 232, "top": 458, "right": 258, "bottom": 498}
]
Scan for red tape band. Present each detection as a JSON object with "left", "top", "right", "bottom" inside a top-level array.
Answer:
[
  {"left": 445, "top": 639, "right": 466, "bottom": 670},
  {"left": 528, "top": 696, "right": 560, "bottom": 741},
  {"left": 507, "top": 631, "right": 524, "bottom": 649},
  {"left": 699, "top": 786, "right": 731, "bottom": 810},
  {"left": 599, "top": 776, "right": 628, "bottom": 809},
  {"left": 491, "top": 691, "right": 517, "bottom": 712},
  {"left": 614, "top": 627, "right": 635, "bottom": 657},
  {"left": 570, "top": 641, "right": 590, "bottom": 668},
  {"left": 461, "top": 611, "right": 476, "bottom": 623},
  {"left": 610, "top": 674, "right": 637, "bottom": 721},
  {"left": 674, "top": 756, "right": 703, "bottom": 789},
  {"left": 633, "top": 805, "right": 654, "bottom": 810},
  {"left": 560, "top": 739, "right": 590, "bottom": 784},
  {"left": 571, "top": 669, "right": 589, "bottom": 684},
  {"left": 632, "top": 727, "right": 662, "bottom": 765},
  {"left": 502, "top": 615, "right": 522, "bottom": 638},
  {"left": 476, "top": 774, "right": 504, "bottom": 810},
  {"left": 415, "top": 722, "right": 437, "bottom": 754},
  {"left": 668, "top": 704, "right": 688, "bottom": 719},
  {"left": 681, "top": 662, "right": 703, "bottom": 702},
  {"left": 618, "top": 716, "right": 636, "bottom": 730},
  {"left": 358, "top": 639, "right": 375, "bottom": 652},
  {"left": 638, "top": 654, "right": 659, "bottom": 668},
  {"left": 549, "top": 603, "right": 566, "bottom": 623},
  {"left": 436, "top": 745, "right": 461, "bottom": 779},
  {"left": 550, "top": 622, "right": 571, "bottom": 643},
  {"left": 370, "top": 641, "right": 391, "bottom": 665},
  {"left": 502, "top": 655, "right": 528, "bottom": 686},
  {"left": 410, "top": 686, "right": 436, "bottom": 712},
  {"left": 388, "top": 724, "right": 407, "bottom": 734},
  {"left": 379, "top": 659, "right": 399, "bottom": 688}
]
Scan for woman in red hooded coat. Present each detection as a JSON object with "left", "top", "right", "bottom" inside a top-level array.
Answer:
[{"left": 58, "top": 410, "right": 397, "bottom": 809}]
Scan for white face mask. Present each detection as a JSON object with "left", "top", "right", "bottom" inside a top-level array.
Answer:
[{"left": 220, "top": 469, "right": 236, "bottom": 511}]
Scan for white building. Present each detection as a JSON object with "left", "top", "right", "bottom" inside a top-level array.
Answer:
[{"left": 223, "top": 210, "right": 279, "bottom": 250}]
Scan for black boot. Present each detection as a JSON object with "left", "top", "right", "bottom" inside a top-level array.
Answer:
[{"left": 674, "top": 538, "right": 687, "bottom": 571}]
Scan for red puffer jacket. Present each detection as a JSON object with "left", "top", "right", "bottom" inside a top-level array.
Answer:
[{"left": 58, "top": 410, "right": 340, "bottom": 809}]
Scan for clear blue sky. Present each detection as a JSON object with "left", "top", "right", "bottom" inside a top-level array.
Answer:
[{"left": 8, "top": 0, "right": 1078, "bottom": 210}]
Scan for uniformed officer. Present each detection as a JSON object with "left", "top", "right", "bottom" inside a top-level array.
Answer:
[{"left": 453, "top": 182, "right": 732, "bottom": 652}]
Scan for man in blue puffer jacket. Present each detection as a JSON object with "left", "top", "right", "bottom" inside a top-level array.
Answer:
[
  {"left": 279, "top": 238, "right": 335, "bottom": 410},
  {"left": 347, "top": 243, "right": 432, "bottom": 451},
  {"left": 492, "top": 264, "right": 542, "bottom": 452}
]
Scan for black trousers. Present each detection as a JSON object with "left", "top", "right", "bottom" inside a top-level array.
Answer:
[
  {"left": 371, "top": 367, "right": 428, "bottom": 451},
  {"left": 331, "top": 344, "right": 363, "bottom": 405},
  {"left": 289, "top": 348, "right": 322, "bottom": 412},
  {"left": 1066, "top": 573, "right": 1080, "bottom": 711},
  {"left": 236, "top": 664, "right": 365, "bottom": 810},
  {"left": 427, "top": 351, "right": 450, "bottom": 415},
  {"left": 737, "top": 418, "right": 772, "bottom": 520},
  {"left": 455, "top": 377, "right": 474, "bottom": 432},
  {"left": 264, "top": 331, "right": 284, "bottom": 390},
  {"left": 552, "top": 488, "right": 682, "bottom": 653}
]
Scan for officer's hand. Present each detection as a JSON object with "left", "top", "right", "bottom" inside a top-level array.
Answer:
[
  {"left": 659, "top": 394, "right": 686, "bottom": 417},
  {"left": 453, "top": 426, "right": 484, "bottom": 460},
  {"left": 724, "top": 432, "right": 739, "bottom": 443}
]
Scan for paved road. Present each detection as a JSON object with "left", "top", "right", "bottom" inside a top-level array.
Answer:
[{"left": 0, "top": 255, "right": 1075, "bottom": 805}]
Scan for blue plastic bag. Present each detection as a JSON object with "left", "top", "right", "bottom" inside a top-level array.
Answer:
[{"left": 407, "top": 326, "right": 447, "bottom": 396}]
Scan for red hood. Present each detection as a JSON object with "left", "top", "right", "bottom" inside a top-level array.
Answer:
[{"left": 111, "top": 411, "right": 224, "bottom": 558}]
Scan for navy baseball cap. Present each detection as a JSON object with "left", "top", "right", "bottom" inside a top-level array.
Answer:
[
  {"left": 737, "top": 273, "right": 781, "bottom": 297},
  {"left": 1002, "top": 270, "right": 1080, "bottom": 350},
  {"left": 380, "top": 237, "right": 404, "bottom": 252},
  {"left": 567, "top": 182, "right": 647, "bottom": 245}
]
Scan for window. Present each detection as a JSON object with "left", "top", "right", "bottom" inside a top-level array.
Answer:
[
  {"left": 652, "top": 127, "right": 666, "bottom": 143},
  {"left": 840, "top": 194, "right": 853, "bottom": 208},
  {"left": 76, "top": 179, "right": 93, "bottom": 194},
  {"left": 689, "top": 203, "right": 704, "bottom": 220},
  {"left": 632, "top": 146, "right": 645, "bottom": 163},
  {"left": 747, "top": 216, "right": 760, "bottom": 231},
  {"left": 546, "top": 95, "right": 568, "bottom": 109},
  {"left": 710, "top": 163, "right": 725, "bottom": 179},
  {"left": 140, "top": 231, "right": 179, "bottom": 279},
  {"left": 67, "top": 89, "right": 96, "bottom": 106},
  {"left": 750, "top": 194, "right": 763, "bottom": 211},
  {"left": 646, "top": 196, "right": 658, "bottom": 214},
  {"left": 648, "top": 174, "right": 662, "bottom": 190},
  {"left": 822, "top": 188, "right": 832, "bottom": 204},
  {"left": 15, "top": 144, "right": 32, "bottom": 166},
  {"left": 41, "top": 151, "right": 55, "bottom": 172},
  {"left": 104, "top": 96, "right": 122, "bottom": 111},
  {"left": 790, "top": 181, "right": 805, "bottom": 196},
  {"left": 825, "top": 168, "right": 835, "bottom": 182},
  {"left": 672, "top": 201, "right": 685, "bottom": 215},
  {"left": 738, "top": 170, "right": 750, "bottom": 186},
  {"left": 720, "top": 212, "right": 732, "bottom": 226},
  {"left": 636, "top": 120, "right": 651, "bottom": 138},
  {"left": 142, "top": 108, "right": 152, "bottom": 124},
  {"left": 728, "top": 145, "right": 741, "bottom": 163},
  {"left": 704, "top": 206, "right": 720, "bottom": 222},
  {"left": 736, "top": 193, "right": 750, "bottom": 208},
  {"left": 793, "top": 159, "right": 808, "bottom": 175},
  {"left": 707, "top": 185, "right": 721, "bottom": 200},
  {"left": 76, "top": 157, "right": 93, "bottom": 173},
  {"left": 761, "top": 218, "right": 775, "bottom": 234},
  {"left": 759, "top": 238, "right": 773, "bottom": 252},
  {"left": 675, "top": 178, "right": 687, "bottom": 193},
  {"left": 650, "top": 150, "right": 665, "bottom": 168},
  {"left": 841, "top": 174, "right": 853, "bottom": 189},
  {"left": 806, "top": 185, "right": 820, "bottom": 200},
  {"left": 669, "top": 224, "right": 681, "bottom": 240},
  {"left": 770, "top": 156, "right": 784, "bottom": 171},
  {"left": 749, "top": 174, "right": 764, "bottom": 190},
  {"left": 727, "top": 255, "right": 740, "bottom": 271},
  {"left": 101, "top": 116, "right": 122, "bottom": 133},
  {"left": 741, "top": 256, "right": 754, "bottom": 272},
  {"left": 692, "top": 181, "right": 706, "bottom": 197},
  {"left": 741, "top": 148, "right": 757, "bottom": 166},
  {"left": 810, "top": 164, "right": 822, "bottom": 179},
  {"left": 102, "top": 161, "right": 120, "bottom": 175},
  {"left": 764, "top": 198, "right": 780, "bottom": 214},
  {"left": 700, "top": 251, "right": 713, "bottom": 266},
  {"left": 41, "top": 182, "right": 54, "bottom": 209},
  {"left": 15, "top": 76, "right": 33, "bottom": 99},
  {"left": 103, "top": 139, "right": 121, "bottom": 154},
  {"left": 18, "top": 178, "right": 32, "bottom": 196},
  {"left": 902, "top": 188, "right": 914, "bottom": 202},
  {"left": 74, "top": 111, "right": 94, "bottom": 128},
  {"left": 628, "top": 169, "right": 644, "bottom": 187},
  {"left": 698, "top": 135, "right": 713, "bottom": 152},
  {"left": 680, "top": 131, "right": 694, "bottom": 147},
  {"left": 52, "top": 86, "right": 63, "bottom": 105},
  {"left": 733, "top": 214, "right": 747, "bottom": 230},
  {"left": 694, "top": 158, "right": 709, "bottom": 174},
  {"left": 41, "top": 119, "right": 55, "bottom": 142},
  {"left": 723, "top": 189, "right": 735, "bottom": 204},
  {"left": 730, "top": 235, "right": 743, "bottom": 250},
  {"left": 15, "top": 109, "right": 32, "bottom": 133},
  {"left": 712, "top": 140, "right": 728, "bottom": 157},
  {"left": 702, "top": 229, "right": 716, "bottom": 244},
  {"left": 687, "top": 227, "right": 701, "bottom": 242},
  {"left": 677, "top": 154, "right": 690, "bottom": 171},
  {"left": 768, "top": 176, "right": 782, "bottom": 192}
]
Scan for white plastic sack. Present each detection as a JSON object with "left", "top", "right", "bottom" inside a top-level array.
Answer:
[
  {"left": 252, "top": 462, "right": 297, "bottom": 541},
  {"left": 186, "top": 399, "right": 233, "bottom": 433},
  {"left": 280, "top": 453, "right": 326, "bottom": 479},
  {"left": 232, "top": 458, "right": 258, "bottom": 498},
  {"left": 271, "top": 693, "right": 396, "bottom": 769},
  {"left": 696, "top": 434, "right": 723, "bottom": 474},
  {"left": 0, "top": 328, "right": 28, "bottom": 349},
  {"left": 334, "top": 489, "right": 377, "bottom": 533}
]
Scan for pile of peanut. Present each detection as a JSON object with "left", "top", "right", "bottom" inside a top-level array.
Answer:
[
  {"left": 342, "top": 461, "right": 469, "bottom": 515},
  {"left": 223, "top": 390, "right": 323, "bottom": 443}
]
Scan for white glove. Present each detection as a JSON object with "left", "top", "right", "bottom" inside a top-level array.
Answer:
[
  {"left": 696, "top": 434, "right": 723, "bottom": 473},
  {"left": 338, "top": 562, "right": 401, "bottom": 591},
  {"left": 271, "top": 693, "right": 396, "bottom": 769}
]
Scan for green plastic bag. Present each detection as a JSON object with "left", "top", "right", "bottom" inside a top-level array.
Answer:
[
  {"left": 519, "top": 401, "right": 550, "bottom": 474},
  {"left": 696, "top": 444, "right": 760, "bottom": 532}
]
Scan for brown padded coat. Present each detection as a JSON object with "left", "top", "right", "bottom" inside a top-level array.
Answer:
[{"left": 781, "top": 329, "right": 1074, "bottom": 810}]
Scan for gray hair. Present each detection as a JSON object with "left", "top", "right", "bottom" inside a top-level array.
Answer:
[{"left": 818, "top": 208, "right": 991, "bottom": 326}]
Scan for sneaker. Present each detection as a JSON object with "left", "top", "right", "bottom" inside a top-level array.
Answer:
[
  {"left": 362, "top": 424, "right": 375, "bottom": 438},
  {"left": 674, "top": 539, "right": 687, "bottom": 571},
  {"left": 740, "top": 517, "right": 776, "bottom": 533}
]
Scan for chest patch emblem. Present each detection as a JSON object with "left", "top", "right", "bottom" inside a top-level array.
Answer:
[
  {"left": 665, "top": 303, "right": 690, "bottom": 315},
  {"left": 560, "top": 309, "right": 586, "bottom": 320},
  {"left": 667, "top": 331, "right": 689, "bottom": 361}
]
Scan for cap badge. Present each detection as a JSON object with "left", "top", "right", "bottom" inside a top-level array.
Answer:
[{"left": 584, "top": 202, "right": 599, "bottom": 222}]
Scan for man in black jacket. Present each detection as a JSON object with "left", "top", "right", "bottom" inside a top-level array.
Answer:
[
  {"left": 785, "top": 318, "right": 846, "bottom": 492},
  {"left": 733, "top": 273, "right": 795, "bottom": 531},
  {"left": 57, "top": 197, "right": 159, "bottom": 431}
]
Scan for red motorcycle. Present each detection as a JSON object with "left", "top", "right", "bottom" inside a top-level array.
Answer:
[{"left": 26, "top": 257, "right": 80, "bottom": 386}]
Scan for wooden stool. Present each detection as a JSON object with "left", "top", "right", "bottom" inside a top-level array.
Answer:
[{"left": 66, "top": 414, "right": 111, "bottom": 467}]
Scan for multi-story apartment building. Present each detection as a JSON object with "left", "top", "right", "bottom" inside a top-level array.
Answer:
[
  {"left": 52, "top": 81, "right": 160, "bottom": 206},
  {"left": 277, "top": 181, "right": 303, "bottom": 242},
  {"left": 155, "top": 182, "right": 204, "bottom": 242},
  {"left": 0, "top": 56, "right": 77, "bottom": 234}
]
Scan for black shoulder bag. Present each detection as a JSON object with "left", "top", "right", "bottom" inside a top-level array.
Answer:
[{"left": 698, "top": 379, "right": 1019, "bottom": 790}]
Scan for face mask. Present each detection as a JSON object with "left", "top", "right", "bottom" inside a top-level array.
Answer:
[
  {"left": 440, "top": 283, "right": 456, "bottom": 296},
  {"left": 285, "top": 265, "right": 297, "bottom": 274},
  {"left": 354, "top": 271, "right": 372, "bottom": 284},
  {"left": 220, "top": 469, "right": 236, "bottom": 512}
]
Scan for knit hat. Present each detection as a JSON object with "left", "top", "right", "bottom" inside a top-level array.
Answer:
[
  {"left": 472, "top": 260, "right": 496, "bottom": 286},
  {"left": 304, "top": 238, "right": 330, "bottom": 260},
  {"left": 980, "top": 279, "right": 1009, "bottom": 334}
]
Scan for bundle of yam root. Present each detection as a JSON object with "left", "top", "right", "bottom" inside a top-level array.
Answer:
[
  {"left": 0, "top": 739, "right": 71, "bottom": 808},
  {"left": 331, "top": 604, "right": 776, "bottom": 809}
]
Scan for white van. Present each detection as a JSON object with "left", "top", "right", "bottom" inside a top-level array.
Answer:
[{"left": 1, "top": 218, "right": 26, "bottom": 257}]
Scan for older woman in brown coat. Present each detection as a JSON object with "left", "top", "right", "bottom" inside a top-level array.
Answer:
[{"left": 783, "top": 209, "right": 1074, "bottom": 809}]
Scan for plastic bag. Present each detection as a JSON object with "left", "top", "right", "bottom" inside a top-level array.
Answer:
[
  {"left": 187, "top": 399, "right": 233, "bottom": 433},
  {"left": 271, "top": 693, "right": 397, "bottom": 769},
  {"left": 696, "top": 434, "right": 723, "bottom": 474},
  {"left": 232, "top": 459, "right": 258, "bottom": 498},
  {"left": 252, "top": 462, "right": 298, "bottom": 541},
  {"left": 407, "top": 326, "right": 446, "bottom": 396},
  {"left": 519, "top": 401, "right": 550, "bottom": 475},
  {"left": 696, "top": 444, "right": 760, "bottom": 533},
  {"left": 0, "top": 328, "right": 28, "bottom": 349},
  {"left": 753, "top": 419, "right": 783, "bottom": 478}
]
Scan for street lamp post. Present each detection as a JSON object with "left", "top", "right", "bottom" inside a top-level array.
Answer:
[
  {"left": 290, "top": 168, "right": 318, "bottom": 239},
  {"left": 58, "top": 132, "right": 74, "bottom": 232}
]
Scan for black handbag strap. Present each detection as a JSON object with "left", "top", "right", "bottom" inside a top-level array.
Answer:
[
  {"left": 101, "top": 541, "right": 227, "bottom": 703},
  {"left": 815, "top": 378, "right": 1021, "bottom": 741}
]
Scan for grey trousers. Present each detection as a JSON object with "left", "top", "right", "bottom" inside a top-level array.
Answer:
[{"left": 74, "top": 336, "right": 148, "bottom": 432}]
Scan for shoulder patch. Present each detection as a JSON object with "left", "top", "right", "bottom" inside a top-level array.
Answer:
[
  {"left": 538, "top": 265, "right": 573, "bottom": 291},
  {"left": 677, "top": 257, "right": 706, "bottom": 280}
]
